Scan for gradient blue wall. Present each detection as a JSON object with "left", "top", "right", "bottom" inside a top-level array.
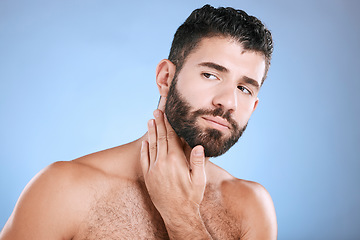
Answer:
[{"left": 1, "top": 0, "right": 359, "bottom": 239}]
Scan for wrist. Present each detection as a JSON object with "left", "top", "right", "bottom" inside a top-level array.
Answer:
[
  {"left": 160, "top": 201, "right": 201, "bottom": 224},
  {"left": 155, "top": 201, "right": 212, "bottom": 239}
]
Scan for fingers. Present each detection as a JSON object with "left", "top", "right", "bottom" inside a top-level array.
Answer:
[
  {"left": 147, "top": 109, "right": 168, "bottom": 166},
  {"left": 147, "top": 119, "right": 157, "bottom": 166},
  {"left": 164, "top": 113, "right": 182, "bottom": 149},
  {"left": 140, "top": 140, "right": 150, "bottom": 174},
  {"left": 147, "top": 109, "right": 187, "bottom": 166},
  {"left": 190, "top": 145, "right": 206, "bottom": 187},
  {"left": 153, "top": 109, "right": 168, "bottom": 159}
]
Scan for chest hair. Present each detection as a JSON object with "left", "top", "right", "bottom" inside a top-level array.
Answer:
[
  {"left": 200, "top": 184, "right": 245, "bottom": 239},
  {"left": 75, "top": 182, "right": 243, "bottom": 240}
]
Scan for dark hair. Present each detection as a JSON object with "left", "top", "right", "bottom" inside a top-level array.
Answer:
[{"left": 168, "top": 4, "right": 273, "bottom": 84}]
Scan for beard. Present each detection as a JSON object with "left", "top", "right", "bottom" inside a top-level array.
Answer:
[{"left": 165, "top": 78, "right": 248, "bottom": 158}]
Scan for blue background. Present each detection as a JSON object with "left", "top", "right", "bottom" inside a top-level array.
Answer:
[{"left": 1, "top": 0, "right": 359, "bottom": 239}]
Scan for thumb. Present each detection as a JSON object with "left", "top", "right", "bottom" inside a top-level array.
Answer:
[{"left": 190, "top": 145, "right": 206, "bottom": 186}]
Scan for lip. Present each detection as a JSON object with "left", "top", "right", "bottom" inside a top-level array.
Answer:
[{"left": 201, "top": 116, "right": 231, "bottom": 130}]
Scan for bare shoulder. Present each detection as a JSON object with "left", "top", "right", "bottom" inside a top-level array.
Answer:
[
  {"left": 221, "top": 178, "right": 278, "bottom": 239},
  {"left": 0, "top": 160, "right": 109, "bottom": 240},
  {"left": 1, "top": 143, "right": 140, "bottom": 240},
  {"left": 221, "top": 178, "right": 274, "bottom": 209}
]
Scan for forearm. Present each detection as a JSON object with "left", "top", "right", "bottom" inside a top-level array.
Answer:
[{"left": 162, "top": 208, "right": 213, "bottom": 240}]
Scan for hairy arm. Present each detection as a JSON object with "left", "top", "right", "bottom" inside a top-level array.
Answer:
[{"left": 140, "top": 110, "right": 212, "bottom": 239}]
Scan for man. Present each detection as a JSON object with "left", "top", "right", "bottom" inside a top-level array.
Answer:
[{"left": 1, "top": 4, "right": 277, "bottom": 239}]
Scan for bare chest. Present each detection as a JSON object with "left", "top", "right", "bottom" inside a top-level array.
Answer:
[{"left": 74, "top": 183, "right": 242, "bottom": 240}]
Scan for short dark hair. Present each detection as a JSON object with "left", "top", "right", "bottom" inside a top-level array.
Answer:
[{"left": 168, "top": 4, "right": 273, "bottom": 84}]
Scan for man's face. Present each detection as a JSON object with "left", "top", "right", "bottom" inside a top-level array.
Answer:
[{"left": 165, "top": 37, "right": 265, "bottom": 157}]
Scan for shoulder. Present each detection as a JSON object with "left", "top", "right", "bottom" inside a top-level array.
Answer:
[
  {"left": 221, "top": 178, "right": 273, "bottom": 207},
  {"left": 221, "top": 178, "right": 277, "bottom": 239},
  {"left": 0, "top": 160, "right": 108, "bottom": 240}
]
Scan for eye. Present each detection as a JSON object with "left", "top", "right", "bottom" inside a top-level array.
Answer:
[
  {"left": 238, "top": 86, "right": 251, "bottom": 95},
  {"left": 202, "top": 73, "right": 218, "bottom": 80}
]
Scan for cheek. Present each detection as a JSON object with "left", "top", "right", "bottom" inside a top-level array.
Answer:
[
  {"left": 177, "top": 79, "right": 213, "bottom": 108},
  {"left": 235, "top": 99, "right": 257, "bottom": 123},
  {"left": 188, "top": 91, "right": 211, "bottom": 107}
]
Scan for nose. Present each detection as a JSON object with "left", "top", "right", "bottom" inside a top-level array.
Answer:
[{"left": 212, "top": 85, "right": 237, "bottom": 112}]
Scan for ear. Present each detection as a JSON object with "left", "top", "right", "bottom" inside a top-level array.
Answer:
[
  {"left": 252, "top": 98, "right": 259, "bottom": 113},
  {"left": 156, "top": 59, "right": 176, "bottom": 97}
]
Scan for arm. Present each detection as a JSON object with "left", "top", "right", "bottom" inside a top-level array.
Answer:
[
  {"left": 230, "top": 181, "right": 277, "bottom": 240},
  {"left": 140, "top": 109, "right": 212, "bottom": 239},
  {"left": 246, "top": 183, "right": 277, "bottom": 239},
  {"left": 0, "top": 162, "right": 82, "bottom": 240}
]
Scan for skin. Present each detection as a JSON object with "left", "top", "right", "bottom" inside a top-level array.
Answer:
[{"left": 0, "top": 36, "right": 277, "bottom": 240}]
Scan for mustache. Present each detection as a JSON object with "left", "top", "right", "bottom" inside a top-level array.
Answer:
[{"left": 192, "top": 108, "right": 239, "bottom": 131}]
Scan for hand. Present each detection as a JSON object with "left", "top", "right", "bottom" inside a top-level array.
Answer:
[{"left": 140, "top": 109, "right": 207, "bottom": 221}]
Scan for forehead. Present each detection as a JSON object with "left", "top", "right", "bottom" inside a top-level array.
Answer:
[{"left": 182, "top": 36, "right": 266, "bottom": 84}]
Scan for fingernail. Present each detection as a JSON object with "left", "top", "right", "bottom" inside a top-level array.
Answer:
[
  {"left": 141, "top": 141, "right": 146, "bottom": 150},
  {"left": 154, "top": 110, "right": 161, "bottom": 118},
  {"left": 194, "top": 146, "right": 204, "bottom": 156},
  {"left": 148, "top": 119, "right": 154, "bottom": 126}
]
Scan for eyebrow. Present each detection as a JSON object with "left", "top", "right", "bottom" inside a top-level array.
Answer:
[
  {"left": 198, "top": 61, "right": 260, "bottom": 90},
  {"left": 243, "top": 76, "right": 260, "bottom": 90},
  {"left": 198, "top": 62, "right": 229, "bottom": 73}
]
